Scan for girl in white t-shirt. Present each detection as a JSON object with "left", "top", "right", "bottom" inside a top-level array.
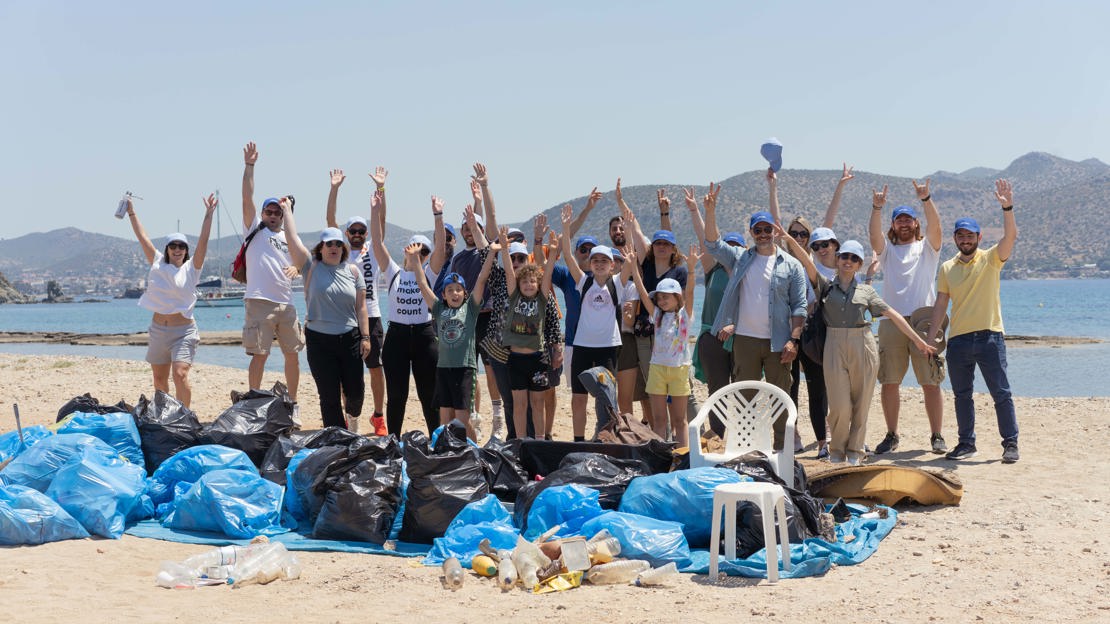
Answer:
[
  {"left": 126, "top": 194, "right": 216, "bottom": 408},
  {"left": 628, "top": 248, "right": 698, "bottom": 447}
]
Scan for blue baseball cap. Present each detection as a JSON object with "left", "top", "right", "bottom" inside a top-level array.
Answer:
[
  {"left": 442, "top": 272, "right": 467, "bottom": 290},
  {"left": 892, "top": 205, "right": 918, "bottom": 221},
  {"left": 723, "top": 231, "right": 746, "bottom": 247},
  {"left": 749, "top": 211, "right": 775, "bottom": 229},
  {"left": 760, "top": 138, "right": 783, "bottom": 173},
  {"left": 838, "top": 240, "right": 866, "bottom": 259},
  {"left": 575, "top": 235, "right": 599, "bottom": 249},
  {"left": 444, "top": 223, "right": 458, "bottom": 240},
  {"left": 651, "top": 230, "right": 677, "bottom": 245},
  {"left": 611, "top": 248, "right": 624, "bottom": 261},
  {"left": 320, "top": 227, "right": 344, "bottom": 243},
  {"left": 261, "top": 197, "right": 281, "bottom": 210},
  {"left": 953, "top": 217, "right": 980, "bottom": 234}
]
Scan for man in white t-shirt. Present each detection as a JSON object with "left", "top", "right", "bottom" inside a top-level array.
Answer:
[
  {"left": 240, "top": 142, "right": 304, "bottom": 409},
  {"left": 869, "top": 179, "right": 946, "bottom": 454}
]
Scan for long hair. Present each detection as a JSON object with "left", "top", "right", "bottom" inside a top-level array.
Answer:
[
  {"left": 887, "top": 220, "right": 924, "bottom": 244},
  {"left": 653, "top": 290, "right": 686, "bottom": 315},
  {"left": 163, "top": 243, "right": 190, "bottom": 264}
]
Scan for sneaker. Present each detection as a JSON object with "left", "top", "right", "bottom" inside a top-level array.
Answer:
[
  {"left": 945, "top": 442, "right": 978, "bottom": 460},
  {"left": 874, "top": 432, "right": 899, "bottom": 454},
  {"left": 930, "top": 433, "right": 948, "bottom": 454},
  {"left": 347, "top": 416, "right": 360, "bottom": 434},
  {"left": 370, "top": 413, "right": 388, "bottom": 437},
  {"left": 828, "top": 452, "right": 846, "bottom": 464},
  {"left": 470, "top": 412, "right": 484, "bottom": 442},
  {"left": 490, "top": 411, "right": 505, "bottom": 441},
  {"left": 847, "top": 456, "right": 861, "bottom": 467},
  {"left": 816, "top": 445, "right": 830, "bottom": 460},
  {"left": 1001, "top": 441, "right": 1020, "bottom": 463},
  {"left": 291, "top": 403, "right": 302, "bottom": 430}
]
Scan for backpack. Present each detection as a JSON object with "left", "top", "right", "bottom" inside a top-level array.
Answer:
[
  {"left": 800, "top": 282, "right": 834, "bottom": 363},
  {"left": 230, "top": 223, "right": 265, "bottom": 284}
]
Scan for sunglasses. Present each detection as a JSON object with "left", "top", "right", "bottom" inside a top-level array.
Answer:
[
  {"left": 347, "top": 228, "right": 367, "bottom": 235},
  {"left": 577, "top": 245, "right": 595, "bottom": 254},
  {"left": 324, "top": 240, "right": 345, "bottom": 248},
  {"left": 262, "top": 208, "right": 283, "bottom": 216},
  {"left": 510, "top": 254, "right": 528, "bottom": 262},
  {"left": 420, "top": 248, "right": 430, "bottom": 256},
  {"left": 788, "top": 229, "right": 810, "bottom": 239},
  {"left": 811, "top": 240, "right": 834, "bottom": 250},
  {"left": 167, "top": 242, "right": 188, "bottom": 250},
  {"left": 751, "top": 226, "right": 774, "bottom": 235},
  {"left": 839, "top": 253, "right": 862, "bottom": 263}
]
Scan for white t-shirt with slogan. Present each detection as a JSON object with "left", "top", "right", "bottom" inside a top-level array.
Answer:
[
  {"left": 572, "top": 274, "right": 625, "bottom": 348},
  {"left": 244, "top": 217, "right": 294, "bottom": 305},
  {"left": 385, "top": 259, "right": 437, "bottom": 325}
]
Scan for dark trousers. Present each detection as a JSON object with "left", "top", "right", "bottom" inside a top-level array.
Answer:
[
  {"left": 305, "top": 327, "right": 365, "bottom": 429},
  {"left": 947, "top": 330, "right": 1018, "bottom": 447},
  {"left": 382, "top": 322, "right": 439, "bottom": 435},
  {"left": 791, "top": 348, "right": 828, "bottom": 442},
  {"left": 696, "top": 331, "right": 732, "bottom": 436}
]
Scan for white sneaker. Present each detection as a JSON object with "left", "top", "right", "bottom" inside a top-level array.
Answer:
[
  {"left": 470, "top": 412, "right": 484, "bottom": 442},
  {"left": 291, "top": 403, "right": 302, "bottom": 430},
  {"left": 348, "top": 416, "right": 360, "bottom": 434},
  {"left": 490, "top": 411, "right": 505, "bottom": 441},
  {"left": 847, "top": 456, "right": 861, "bottom": 466}
]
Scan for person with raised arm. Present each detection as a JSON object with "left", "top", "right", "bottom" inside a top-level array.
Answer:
[
  {"left": 370, "top": 190, "right": 447, "bottom": 435},
  {"left": 469, "top": 163, "right": 509, "bottom": 439},
  {"left": 929, "top": 179, "right": 1020, "bottom": 463},
  {"left": 561, "top": 203, "right": 626, "bottom": 441},
  {"left": 126, "top": 194, "right": 216, "bottom": 408},
  {"left": 325, "top": 167, "right": 388, "bottom": 436},
  {"left": 869, "top": 178, "right": 947, "bottom": 455},
  {"left": 239, "top": 141, "right": 303, "bottom": 421},
  {"left": 626, "top": 246, "right": 698, "bottom": 448},
  {"left": 284, "top": 202, "right": 369, "bottom": 431}
]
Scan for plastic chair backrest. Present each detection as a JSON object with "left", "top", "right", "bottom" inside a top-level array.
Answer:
[{"left": 690, "top": 380, "right": 797, "bottom": 480}]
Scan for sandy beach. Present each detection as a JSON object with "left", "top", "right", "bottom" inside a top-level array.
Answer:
[{"left": 0, "top": 351, "right": 1107, "bottom": 623}]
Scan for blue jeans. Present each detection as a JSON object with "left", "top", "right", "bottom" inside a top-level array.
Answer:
[{"left": 946, "top": 331, "right": 1018, "bottom": 447}]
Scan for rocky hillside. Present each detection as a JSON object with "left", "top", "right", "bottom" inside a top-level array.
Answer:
[{"left": 0, "top": 270, "right": 28, "bottom": 303}]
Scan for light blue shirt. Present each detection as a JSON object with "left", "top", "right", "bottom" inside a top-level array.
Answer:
[{"left": 707, "top": 239, "right": 807, "bottom": 352}]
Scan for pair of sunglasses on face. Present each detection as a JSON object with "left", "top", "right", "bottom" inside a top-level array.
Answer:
[
  {"left": 347, "top": 227, "right": 367, "bottom": 236},
  {"left": 788, "top": 229, "right": 810, "bottom": 240},
  {"left": 167, "top": 242, "right": 188, "bottom": 250},
  {"left": 324, "top": 240, "right": 345, "bottom": 248}
]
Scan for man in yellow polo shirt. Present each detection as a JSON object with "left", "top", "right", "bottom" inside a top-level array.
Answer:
[{"left": 928, "top": 179, "right": 1019, "bottom": 463}]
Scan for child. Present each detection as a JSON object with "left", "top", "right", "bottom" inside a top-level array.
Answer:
[
  {"left": 409, "top": 240, "right": 497, "bottom": 442},
  {"left": 560, "top": 203, "right": 627, "bottom": 441},
  {"left": 628, "top": 246, "right": 699, "bottom": 447},
  {"left": 499, "top": 226, "right": 559, "bottom": 439}
]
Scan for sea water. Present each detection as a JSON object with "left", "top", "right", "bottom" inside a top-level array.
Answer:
[{"left": 1, "top": 278, "right": 1108, "bottom": 397}]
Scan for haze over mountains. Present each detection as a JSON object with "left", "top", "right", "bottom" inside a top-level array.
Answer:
[{"left": 2, "top": 151, "right": 1108, "bottom": 293}]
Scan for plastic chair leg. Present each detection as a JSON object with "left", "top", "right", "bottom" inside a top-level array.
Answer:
[
  {"left": 776, "top": 494, "right": 792, "bottom": 574},
  {"left": 709, "top": 497, "right": 723, "bottom": 578},
  {"left": 724, "top": 499, "right": 737, "bottom": 562},
  {"left": 760, "top": 491, "right": 778, "bottom": 583}
]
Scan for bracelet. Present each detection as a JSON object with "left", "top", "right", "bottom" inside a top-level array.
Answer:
[
  {"left": 660, "top": 212, "right": 670, "bottom": 216},
  {"left": 534, "top": 239, "right": 543, "bottom": 245},
  {"left": 433, "top": 212, "right": 443, "bottom": 217},
  {"left": 1002, "top": 205, "right": 1013, "bottom": 212},
  {"left": 376, "top": 185, "right": 385, "bottom": 192},
  {"left": 872, "top": 205, "right": 882, "bottom": 211},
  {"left": 920, "top": 195, "right": 931, "bottom": 202}
]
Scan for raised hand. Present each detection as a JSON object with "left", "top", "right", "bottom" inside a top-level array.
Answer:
[
  {"left": 547, "top": 231, "right": 562, "bottom": 258},
  {"left": 470, "top": 180, "right": 482, "bottom": 204},
  {"left": 471, "top": 162, "right": 488, "bottom": 187},
  {"left": 994, "top": 179, "right": 1013, "bottom": 207},
  {"left": 687, "top": 244, "right": 700, "bottom": 269},
  {"left": 330, "top": 169, "right": 346, "bottom": 188},
  {"left": 585, "top": 186, "right": 603, "bottom": 209},
  {"left": 841, "top": 163, "right": 855, "bottom": 184},
  {"left": 657, "top": 188, "right": 670, "bottom": 213},
  {"left": 872, "top": 184, "right": 889, "bottom": 208},
  {"left": 369, "top": 166, "right": 388, "bottom": 189},
  {"left": 704, "top": 182, "right": 721, "bottom": 210},
  {"left": 684, "top": 187, "right": 697, "bottom": 211},
  {"left": 561, "top": 203, "right": 573, "bottom": 230},
  {"left": 498, "top": 225, "right": 510, "bottom": 244},
  {"left": 488, "top": 241, "right": 503, "bottom": 254},
  {"left": 766, "top": 168, "right": 776, "bottom": 184},
  {"left": 912, "top": 178, "right": 931, "bottom": 200},
  {"left": 534, "top": 213, "right": 548, "bottom": 242},
  {"left": 615, "top": 177, "right": 623, "bottom": 203},
  {"left": 463, "top": 203, "right": 476, "bottom": 226},
  {"left": 371, "top": 189, "right": 383, "bottom": 211},
  {"left": 203, "top": 194, "right": 218, "bottom": 213},
  {"left": 866, "top": 251, "right": 880, "bottom": 279},
  {"left": 431, "top": 195, "right": 444, "bottom": 216},
  {"left": 243, "top": 142, "right": 259, "bottom": 165},
  {"left": 403, "top": 243, "right": 423, "bottom": 267}
]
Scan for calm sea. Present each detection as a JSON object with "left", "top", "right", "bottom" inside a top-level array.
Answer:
[{"left": 1, "top": 278, "right": 1107, "bottom": 397}]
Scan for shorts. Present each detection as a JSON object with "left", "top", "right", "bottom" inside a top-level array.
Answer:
[
  {"left": 434, "top": 366, "right": 476, "bottom": 411},
  {"left": 646, "top": 363, "right": 692, "bottom": 397},
  {"left": 146, "top": 321, "right": 199, "bottom": 365},
  {"left": 616, "top": 331, "right": 639, "bottom": 371},
  {"left": 570, "top": 345, "right": 618, "bottom": 394},
  {"left": 877, "top": 319, "right": 945, "bottom": 386},
  {"left": 508, "top": 351, "right": 549, "bottom": 392},
  {"left": 363, "top": 316, "right": 385, "bottom": 369},
  {"left": 562, "top": 345, "right": 575, "bottom": 387},
  {"left": 475, "top": 310, "right": 493, "bottom": 366},
  {"left": 243, "top": 298, "right": 304, "bottom": 355}
]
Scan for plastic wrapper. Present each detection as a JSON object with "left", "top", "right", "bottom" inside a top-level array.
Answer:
[
  {"left": 400, "top": 422, "right": 492, "bottom": 544},
  {"left": 164, "top": 468, "right": 288, "bottom": 538},
  {"left": 132, "top": 391, "right": 202, "bottom": 474},
  {"left": 46, "top": 448, "right": 149, "bottom": 539},
  {"left": 580, "top": 510, "right": 691, "bottom": 567},
  {"left": 57, "top": 411, "right": 144, "bottom": 469},
  {"left": 146, "top": 444, "right": 257, "bottom": 508},
  {"left": 0, "top": 433, "right": 119, "bottom": 492},
  {"left": 513, "top": 452, "right": 653, "bottom": 532},
  {"left": 619, "top": 467, "right": 749, "bottom": 548},
  {"left": 260, "top": 426, "right": 361, "bottom": 486},
  {"left": 197, "top": 382, "right": 296, "bottom": 466},
  {"left": 0, "top": 483, "right": 89, "bottom": 545},
  {"left": 523, "top": 484, "right": 604, "bottom": 541}
]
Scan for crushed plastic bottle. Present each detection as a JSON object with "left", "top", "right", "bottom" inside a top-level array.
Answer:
[
  {"left": 586, "top": 537, "right": 622, "bottom": 564},
  {"left": 587, "top": 529, "right": 613, "bottom": 544},
  {"left": 496, "top": 549, "right": 518, "bottom": 591},
  {"left": 585, "top": 559, "right": 651, "bottom": 585},
  {"left": 155, "top": 561, "right": 200, "bottom": 589},
  {"left": 633, "top": 562, "right": 680, "bottom": 586},
  {"left": 442, "top": 557, "right": 464, "bottom": 590},
  {"left": 512, "top": 536, "right": 552, "bottom": 589},
  {"left": 229, "top": 543, "right": 298, "bottom": 588}
]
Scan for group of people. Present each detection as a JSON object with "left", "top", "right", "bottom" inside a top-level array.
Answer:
[{"left": 124, "top": 142, "right": 1022, "bottom": 466}]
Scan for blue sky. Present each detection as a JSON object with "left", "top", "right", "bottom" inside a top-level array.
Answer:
[{"left": 3, "top": 0, "right": 1108, "bottom": 239}]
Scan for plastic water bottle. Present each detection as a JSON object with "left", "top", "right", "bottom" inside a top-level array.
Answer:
[
  {"left": 496, "top": 549, "right": 518, "bottom": 591},
  {"left": 587, "top": 529, "right": 613, "bottom": 544},
  {"left": 587, "top": 537, "right": 622, "bottom": 563},
  {"left": 512, "top": 536, "right": 551, "bottom": 589},
  {"left": 155, "top": 561, "right": 198, "bottom": 589},
  {"left": 442, "top": 557, "right": 464, "bottom": 590},
  {"left": 585, "top": 559, "right": 651, "bottom": 585},
  {"left": 182, "top": 545, "right": 240, "bottom": 571},
  {"left": 229, "top": 543, "right": 294, "bottom": 588},
  {"left": 634, "top": 562, "right": 680, "bottom": 586}
]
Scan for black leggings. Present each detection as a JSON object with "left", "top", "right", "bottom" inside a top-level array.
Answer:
[
  {"left": 382, "top": 322, "right": 438, "bottom": 435},
  {"left": 305, "top": 327, "right": 365, "bottom": 429},
  {"left": 790, "top": 347, "right": 828, "bottom": 442}
]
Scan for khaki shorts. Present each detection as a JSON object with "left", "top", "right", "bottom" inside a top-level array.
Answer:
[
  {"left": 877, "top": 319, "right": 944, "bottom": 385},
  {"left": 243, "top": 298, "right": 305, "bottom": 355},
  {"left": 646, "top": 363, "right": 692, "bottom": 397},
  {"left": 146, "top": 321, "right": 199, "bottom": 365}
]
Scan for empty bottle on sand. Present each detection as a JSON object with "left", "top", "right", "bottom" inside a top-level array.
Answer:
[
  {"left": 229, "top": 543, "right": 300, "bottom": 588},
  {"left": 442, "top": 557, "right": 464, "bottom": 590},
  {"left": 586, "top": 560, "right": 651, "bottom": 585},
  {"left": 634, "top": 562, "right": 679, "bottom": 586},
  {"left": 496, "top": 549, "right": 518, "bottom": 591}
]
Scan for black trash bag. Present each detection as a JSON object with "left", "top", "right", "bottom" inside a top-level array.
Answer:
[
  {"left": 131, "top": 390, "right": 202, "bottom": 474},
  {"left": 260, "top": 427, "right": 362, "bottom": 486},
  {"left": 290, "top": 444, "right": 348, "bottom": 524},
  {"left": 513, "top": 452, "right": 654, "bottom": 533},
  {"left": 197, "top": 382, "right": 295, "bottom": 466},
  {"left": 57, "top": 393, "right": 133, "bottom": 423},
  {"left": 480, "top": 437, "right": 529, "bottom": 503},
  {"left": 518, "top": 439, "right": 674, "bottom": 478},
  {"left": 718, "top": 452, "right": 823, "bottom": 557},
  {"left": 399, "top": 422, "right": 492, "bottom": 544},
  {"left": 311, "top": 435, "right": 404, "bottom": 544}
]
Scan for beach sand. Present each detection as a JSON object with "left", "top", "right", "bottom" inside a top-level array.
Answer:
[{"left": 0, "top": 352, "right": 1107, "bottom": 623}]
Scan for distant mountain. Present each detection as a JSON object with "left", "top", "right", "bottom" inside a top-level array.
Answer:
[{"left": 1, "top": 152, "right": 1108, "bottom": 283}]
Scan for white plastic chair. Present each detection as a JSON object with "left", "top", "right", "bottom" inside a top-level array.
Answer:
[
  {"left": 687, "top": 380, "right": 798, "bottom": 483},
  {"left": 708, "top": 482, "right": 792, "bottom": 582}
]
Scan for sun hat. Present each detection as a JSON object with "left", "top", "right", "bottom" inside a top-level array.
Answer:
[
  {"left": 892, "top": 205, "right": 918, "bottom": 221},
  {"left": 320, "top": 228, "right": 344, "bottom": 243},
  {"left": 838, "top": 240, "right": 866, "bottom": 259},
  {"left": 588, "top": 245, "right": 614, "bottom": 261},
  {"left": 760, "top": 138, "right": 783, "bottom": 173},
  {"left": 650, "top": 277, "right": 682, "bottom": 297},
  {"left": 910, "top": 306, "right": 949, "bottom": 354},
  {"left": 749, "top": 211, "right": 775, "bottom": 229},
  {"left": 408, "top": 234, "right": 434, "bottom": 253},
  {"left": 651, "top": 230, "right": 677, "bottom": 245},
  {"left": 723, "top": 231, "right": 746, "bottom": 247},
  {"left": 953, "top": 217, "right": 980, "bottom": 234}
]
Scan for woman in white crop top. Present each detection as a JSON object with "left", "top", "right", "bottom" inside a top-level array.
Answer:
[{"left": 127, "top": 194, "right": 216, "bottom": 408}]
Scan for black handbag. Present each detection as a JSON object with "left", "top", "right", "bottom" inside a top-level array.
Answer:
[{"left": 800, "top": 283, "right": 832, "bottom": 363}]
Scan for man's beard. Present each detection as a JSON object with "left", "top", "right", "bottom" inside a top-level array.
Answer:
[{"left": 611, "top": 233, "right": 626, "bottom": 246}]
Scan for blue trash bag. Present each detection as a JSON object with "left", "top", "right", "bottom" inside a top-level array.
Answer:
[
  {"left": 57, "top": 411, "right": 144, "bottom": 469},
  {"left": 0, "top": 433, "right": 119, "bottom": 492},
  {"left": 387, "top": 459, "right": 409, "bottom": 542},
  {"left": 0, "top": 483, "right": 90, "bottom": 545},
  {"left": 523, "top": 484, "right": 604, "bottom": 541},
  {"left": 146, "top": 444, "right": 257, "bottom": 507},
  {"left": 0, "top": 426, "right": 53, "bottom": 464},
  {"left": 164, "top": 468, "right": 288, "bottom": 538},
  {"left": 46, "top": 449, "right": 148, "bottom": 539},
  {"left": 580, "top": 511, "right": 691, "bottom": 567},
  {"left": 619, "top": 467, "right": 749, "bottom": 548},
  {"left": 425, "top": 494, "right": 519, "bottom": 567},
  {"left": 284, "top": 448, "right": 317, "bottom": 524}
]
